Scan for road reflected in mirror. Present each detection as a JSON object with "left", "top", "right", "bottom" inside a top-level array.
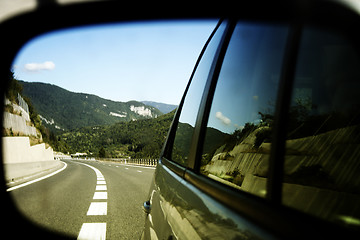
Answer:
[{"left": 3, "top": 20, "right": 217, "bottom": 238}]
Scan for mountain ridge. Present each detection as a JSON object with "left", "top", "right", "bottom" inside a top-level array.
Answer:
[
  {"left": 19, "top": 81, "right": 164, "bottom": 132},
  {"left": 141, "top": 101, "right": 177, "bottom": 114}
]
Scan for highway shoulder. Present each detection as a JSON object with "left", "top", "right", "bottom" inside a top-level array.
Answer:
[{"left": 6, "top": 161, "right": 67, "bottom": 191}]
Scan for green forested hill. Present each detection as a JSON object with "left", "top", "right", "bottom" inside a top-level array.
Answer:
[
  {"left": 19, "top": 81, "right": 163, "bottom": 132},
  {"left": 61, "top": 111, "right": 175, "bottom": 158},
  {"left": 60, "top": 110, "right": 230, "bottom": 159},
  {"left": 17, "top": 80, "right": 228, "bottom": 159}
]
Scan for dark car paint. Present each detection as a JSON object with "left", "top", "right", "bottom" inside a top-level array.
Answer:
[
  {"left": 141, "top": 161, "right": 179, "bottom": 239},
  {"left": 141, "top": 4, "right": 360, "bottom": 240},
  {"left": 142, "top": 157, "right": 274, "bottom": 240}
]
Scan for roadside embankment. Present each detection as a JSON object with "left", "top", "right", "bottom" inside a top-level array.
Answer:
[
  {"left": 3, "top": 98, "right": 37, "bottom": 137},
  {"left": 2, "top": 136, "right": 59, "bottom": 183}
]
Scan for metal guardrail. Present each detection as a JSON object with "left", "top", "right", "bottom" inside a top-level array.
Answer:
[
  {"left": 72, "top": 157, "right": 158, "bottom": 167},
  {"left": 124, "top": 158, "right": 158, "bottom": 167}
]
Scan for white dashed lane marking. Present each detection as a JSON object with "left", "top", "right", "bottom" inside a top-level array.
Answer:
[
  {"left": 76, "top": 162, "right": 108, "bottom": 240},
  {"left": 96, "top": 185, "right": 107, "bottom": 191},
  {"left": 93, "top": 192, "right": 108, "bottom": 200},
  {"left": 78, "top": 223, "right": 106, "bottom": 240},
  {"left": 87, "top": 202, "right": 107, "bottom": 216}
]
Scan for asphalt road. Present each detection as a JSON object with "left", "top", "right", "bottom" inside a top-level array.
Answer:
[{"left": 8, "top": 159, "right": 155, "bottom": 239}]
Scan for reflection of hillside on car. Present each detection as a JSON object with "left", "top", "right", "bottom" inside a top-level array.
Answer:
[{"left": 141, "top": 4, "right": 360, "bottom": 240}]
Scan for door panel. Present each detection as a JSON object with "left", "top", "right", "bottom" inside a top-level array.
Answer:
[
  {"left": 166, "top": 21, "right": 289, "bottom": 239},
  {"left": 142, "top": 160, "right": 183, "bottom": 240},
  {"left": 169, "top": 175, "right": 273, "bottom": 239}
]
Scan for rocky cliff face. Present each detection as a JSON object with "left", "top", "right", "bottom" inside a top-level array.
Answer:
[
  {"left": 3, "top": 98, "right": 38, "bottom": 138},
  {"left": 203, "top": 125, "right": 360, "bottom": 196}
]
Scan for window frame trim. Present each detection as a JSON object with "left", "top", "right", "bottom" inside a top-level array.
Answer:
[
  {"left": 266, "top": 23, "right": 303, "bottom": 204},
  {"left": 186, "top": 19, "right": 299, "bottom": 204},
  {"left": 162, "top": 19, "right": 227, "bottom": 172},
  {"left": 187, "top": 20, "right": 236, "bottom": 171}
]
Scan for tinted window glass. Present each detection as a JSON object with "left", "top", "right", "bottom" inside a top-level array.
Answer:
[
  {"left": 282, "top": 27, "right": 360, "bottom": 227},
  {"left": 200, "top": 22, "right": 288, "bottom": 197},
  {"left": 171, "top": 22, "right": 227, "bottom": 166}
]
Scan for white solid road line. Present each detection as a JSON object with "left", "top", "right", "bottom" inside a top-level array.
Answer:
[
  {"left": 6, "top": 161, "right": 68, "bottom": 192},
  {"left": 78, "top": 223, "right": 106, "bottom": 240},
  {"left": 87, "top": 202, "right": 107, "bottom": 215},
  {"left": 77, "top": 162, "right": 103, "bottom": 177}
]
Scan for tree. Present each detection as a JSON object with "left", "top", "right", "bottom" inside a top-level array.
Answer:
[
  {"left": 5, "top": 71, "right": 23, "bottom": 103},
  {"left": 99, "top": 147, "right": 106, "bottom": 158}
]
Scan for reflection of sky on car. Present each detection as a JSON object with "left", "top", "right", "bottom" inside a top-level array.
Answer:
[
  {"left": 206, "top": 24, "right": 288, "bottom": 134},
  {"left": 177, "top": 23, "right": 227, "bottom": 129}
]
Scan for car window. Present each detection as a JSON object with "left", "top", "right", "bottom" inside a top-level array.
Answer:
[
  {"left": 200, "top": 22, "right": 289, "bottom": 197},
  {"left": 171, "top": 22, "right": 227, "bottom": 167},
  {"left": 282, "top": 27, "right": 360, "bottom": 227}
]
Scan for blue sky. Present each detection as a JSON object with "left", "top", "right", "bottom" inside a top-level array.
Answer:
[{"left": 12, "top": 20, "right": 217, "bottom": 105}]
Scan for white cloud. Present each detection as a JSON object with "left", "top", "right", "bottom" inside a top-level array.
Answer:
[
  {"left": 24, "top": 61, "right": 55, "bottom": 72},
  {"left": 215, "top": 111, "right": 231, "bottom": 126}
]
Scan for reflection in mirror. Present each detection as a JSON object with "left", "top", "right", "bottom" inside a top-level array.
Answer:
[
  {"left": 282, "top": 27, "right": 360, "bottom": 228},
  {"left": 200, "top": 22, "right": 289, "bottom": 197},
  {"left": 171, "top": 21, "right": 227, "bottom": 167},
  {"left": 3, "top": 20, "right": 217, "bottom": 238}
]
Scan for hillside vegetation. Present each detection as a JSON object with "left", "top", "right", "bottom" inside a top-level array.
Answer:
[
  {"left": 60, "top": 110, "right": 175, "bottom": 158},
  {"left": 10, "top": 80, "right": 181, "bottom": 159},
  {"left": 19, "top": 81, "right": 163, "bottom": 133},
  {"left": 3, "top": 73, "right": 56, "bottom": 147}
]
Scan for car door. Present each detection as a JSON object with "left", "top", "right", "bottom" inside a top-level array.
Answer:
[
  {"left": 143, "top": 19, "right": 290, "bottom": 239},
  {"left": 144, "top": 15, "right": 360, "bottom": 239},
  {"left": 168, "top": 20, "right": 289, "bottom": 239}
]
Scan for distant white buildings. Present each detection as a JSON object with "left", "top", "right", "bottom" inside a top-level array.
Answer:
[
  {"left": 109, "top": 105, "right": 156, "bottom": 118},
  {"left": 109, "top": 111, "right": 127, "bottom": 118},
  {"left": 129, "top": 105, "right": 154, "bottom": 117}
]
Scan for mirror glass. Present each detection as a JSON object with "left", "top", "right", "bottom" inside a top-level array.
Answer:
[{"left": 3, "top": 20, "right": 217, "bottom": 238}]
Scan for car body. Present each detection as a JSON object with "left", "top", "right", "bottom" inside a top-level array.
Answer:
[{"left": 141, "top": 4, "right": 360, "bottom": 240}]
